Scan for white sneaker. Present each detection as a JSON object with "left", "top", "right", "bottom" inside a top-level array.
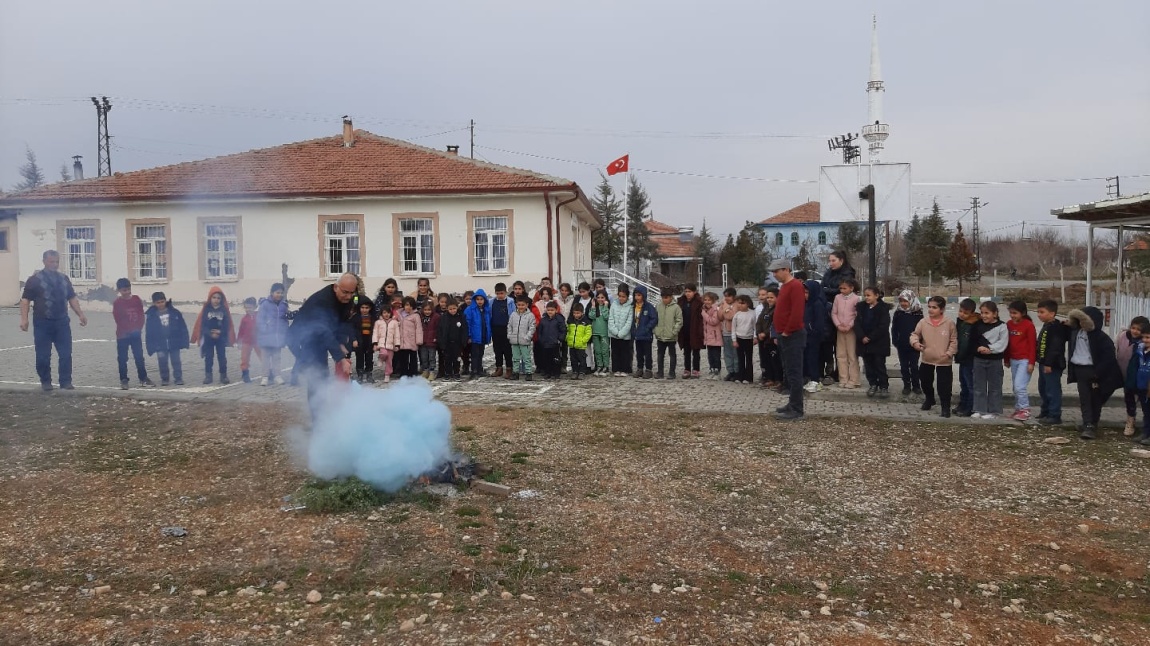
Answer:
[
  {"left": 980, "top": 413, "right": 997, "bottom": 420},
  {"left": 273, "top": 376, "right": 285, "bottom": 385},
  {"left": 970, "top": 412, "right": 981, "bottom": 418},
  {"left": 260, "top": 376, "right": 269, "bottom": 386}
]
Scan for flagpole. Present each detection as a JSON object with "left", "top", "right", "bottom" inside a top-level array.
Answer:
[{"left": 622, "top": 158, "right": 629, "bottom": 277}]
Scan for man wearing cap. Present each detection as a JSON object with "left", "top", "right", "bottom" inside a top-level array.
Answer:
[
  {"left": 19, "top": 250, "right": 88, "bottom": 392},
  {"left": 769, "top": 258, "right": 805, "bottom": 420}
]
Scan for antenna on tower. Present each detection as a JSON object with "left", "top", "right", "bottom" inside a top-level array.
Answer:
[
  {"left": 828, "top": 133, "right": 861, "bottom": 164},
  {"left": 91, "top": 96, "right": 112, "bottom": 176},
  {"left": 1106, "top": 176, "right": 1121, "bottom": 199}
]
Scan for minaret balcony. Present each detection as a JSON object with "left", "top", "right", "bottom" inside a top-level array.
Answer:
[{"left": 862, "top": 122, "right": 889, "bottom": 141}]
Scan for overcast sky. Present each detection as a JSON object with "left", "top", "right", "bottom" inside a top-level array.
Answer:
[{"left": 2, "top": 0, "right": 1147, "bottom": 239}]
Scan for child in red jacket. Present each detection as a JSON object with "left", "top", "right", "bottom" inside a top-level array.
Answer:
[
  {"left": 237, "top": 297, "right": 261, "bottom": 383},
  {"left": 1005, "top": 300, "right": 1037, "bottom": 421}
]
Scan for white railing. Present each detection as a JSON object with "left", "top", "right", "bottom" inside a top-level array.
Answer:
[
  {"left": 1095, "top": 291, "right": 1150, "bottom": 337},
  {"left": 571, "top": 268, "right": 661, "bottom": 300}
]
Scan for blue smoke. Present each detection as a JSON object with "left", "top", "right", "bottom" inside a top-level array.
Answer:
[{"left": 304, "top": 378, "right": 454, "bottom": 492}]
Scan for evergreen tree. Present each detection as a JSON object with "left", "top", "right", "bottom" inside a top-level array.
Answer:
[
  {"left": 14, "top": 146, "right": 45, "bottom": 191},
  {"left": 943, "top": 222, "right": 979, "bottom": 293},
  {"left": 624, "top": 174, "right": 660, "bottom": 276},
  {"left": 590, "top": 173, "right": 623, "bottom": 268},
  {"left": 693, "top": 219, "right": 719, "bottom": 283},
  {"left": 908, "top": 199, "right": 952, "bottom": 277},
  {"left": 834, "top": 221, "right": 867, "bottom": 256},
  {"left": 717, "top": 223, "right": 771, "bottom": 285},
  {"left": 59, "top": 163, "right": 71, "bottom": 182}
]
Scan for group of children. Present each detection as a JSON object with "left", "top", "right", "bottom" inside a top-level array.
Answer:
[{"left": 112, "top": 279, "right": 290, "bottom": 388}]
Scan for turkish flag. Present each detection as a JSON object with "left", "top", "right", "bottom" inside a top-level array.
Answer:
[{"left": 606, "top": 155, "right": 629, "bottom": 176}]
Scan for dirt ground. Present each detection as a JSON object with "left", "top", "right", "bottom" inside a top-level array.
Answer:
[{"left": 1, "top": 392, "right": 1148, "bottom": 646}]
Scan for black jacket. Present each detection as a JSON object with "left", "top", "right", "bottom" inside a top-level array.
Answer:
[
  {"left": 1066, "top": 308, "right": 1123, "bottom": 400},
  {"left": 854, "top": 300, "right": 891, "bottom": 357},
  {"left": 537, "top": 313, "right": 567, "bottom": 348},
  {"left": 1037, "top": 319, "right": 1068, "bottom": 371},
  {"left": 289, "top": 285, "right": 356, "bottom": 364},
  {"left": 436, "top": 310, "right": 467, "bottom": 352},
  {"left": 144, "top": 303, "right": 190, "bottom": 355},
  {"left": 820, "top": 264, "right": 856, "bottom": 303},
  {"left": 891, "top": 309, "right": 923, "bottom": 353}
]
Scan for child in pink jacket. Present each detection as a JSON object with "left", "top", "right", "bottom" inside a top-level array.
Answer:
[
  {"left": 394, "top": 297, "right": 424, "bottom": 378},
  {"left": 831, "top": 279, "right": 861, "bottom": 388},
  {"left": 702, "top": 292, "right": 724, "bottom": 380},
  {"left": 372, "top": 307, "right": 399, "bottom": 383}
]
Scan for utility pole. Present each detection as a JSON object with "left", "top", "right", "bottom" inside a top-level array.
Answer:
[
  {"left": 469, "top": 119, "right": 475, "bottom": 159},
  {"left": 970, "top": 197, "right": 982, "bottom": 278},
  {"left": 91, "top": 96, "right": 112, "bottom": 177},
  {"left": 859, "top": 184, "right": 877, "bottom": 287},
  {"left": 1106, "top": 176, "right": 1121, "bottom": 199}
]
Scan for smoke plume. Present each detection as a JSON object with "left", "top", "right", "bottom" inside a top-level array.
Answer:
[{"left": 302, "top": 378, "right": 453, "bottom": 492}]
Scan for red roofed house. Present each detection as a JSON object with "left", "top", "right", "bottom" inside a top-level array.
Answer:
[
  {"left": 0, "top": 121, "right": 599, "bottom": 305},
  {"left": 755, "top": 200, "right": 889, "bottom": 270},
  {"left": 643, "top": 219, "right": 700, "bottom": 286}
]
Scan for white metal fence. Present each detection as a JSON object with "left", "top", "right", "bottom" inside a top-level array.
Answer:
[{"left": 1095, "top": 291, "right": 1150, "bottom": 337}]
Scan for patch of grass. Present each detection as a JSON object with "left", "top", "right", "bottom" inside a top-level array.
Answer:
[
  {"left": 462, "top": 545, "right": 482, "bottom": 557},
  {"left": 294, "top": 477, "right": 440, "bottom": 514},
  {"left": 510, "top": 452, "right": 530, "bottom": 459},
  {"left": 496, "top": 544, "right": 519, "bottom": 554},
  {"left": 511, "top": 456, "right": 528, "bottom": 464},
  {"left": 454, "top": 425, "right": 475, "bottom": 433},
  {"left": 495, "top": 406, "right": 513, "bottom": 412},
  {"left": 455, "top": 506, "right": 482, "bottom": 517},
  {"left": 483, "top": 469, "right": 505, "bottom": 483},
  {"left": 726, "top": 571, "right": 748, "bottom": 583}
]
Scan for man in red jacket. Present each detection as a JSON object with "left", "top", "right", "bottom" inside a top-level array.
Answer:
[{"left": 769, "top": 258, "right": 806, "bottom": 420}]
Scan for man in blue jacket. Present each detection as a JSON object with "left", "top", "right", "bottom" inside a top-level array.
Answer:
[{"left": 464, "top": 288, "right": 492, "bottom": 380}]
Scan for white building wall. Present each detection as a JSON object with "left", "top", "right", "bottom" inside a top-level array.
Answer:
[{"left": 13, "top": 193, "right": 589, "bottom": 307}]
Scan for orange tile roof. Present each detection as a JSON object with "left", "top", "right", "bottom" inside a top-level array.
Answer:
[
  {"left": 653, "top": 237, "right": 698, "bottom": 259},
  {"left": 1, "top": 131, "right": 585, "bottom": 207},
  {"left": 644, "top": 219, "right": 680, "bottom": 235},
  {"left": 1125, "top": 238, "right": 1150, "bottom": 251},
  {"left": 759, "top": 201, "right": 820, "bottom": 225}
]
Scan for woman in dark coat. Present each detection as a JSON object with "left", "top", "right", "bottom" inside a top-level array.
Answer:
[
  {"left": 819, "top": 250, "right": 856, "bottom": 383},
  {"left": 1066, "top": 306, "right": 1124, "bottom": 438},
  {"left": 802, "top": 280, "right": 828, "bottom": 390},
  {"left": 677, "top": 284, "right": 705, "bottom": 378}
]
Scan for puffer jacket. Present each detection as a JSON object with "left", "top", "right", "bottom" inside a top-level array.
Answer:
[
  {"left": 566, "top": 317, "right": 593, "bottom": 350},
  {"left": 630, "top": 286, "right": 659, "bottom": 342},
  {"left": 1066, "top": 307, "right": 1123, "bottom": 400},
  {"left": 537, "top": 312, "right": 567, "bottom": 348},
  {"left": 372, "top": 317, "right": 399, "bottom": 348},
  {"left": 653, "top": 299, "right": 683, "bottom": 342},
  {"left": 256, "top": 296, "right": 290, "bottom": 349},
  {"left": 508, "top": 309, "right": 537, "bottom": 346},
  {"left": 607, "top": 293, "right": 633, "bottom": 340},
  {"left": 701, "top": 302, "right": 723, "bottom": 346},
  {"left": 396, "top": 309, "right": 424, "bottom": 351},
  {"left": 464, "top": 289, "right": 492, "bottom": 345}
]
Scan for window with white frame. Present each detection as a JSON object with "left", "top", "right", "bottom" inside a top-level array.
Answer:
[
  {"left": 204, "top": 222, "right": 239, "bottom": 279},
  {"left": 790, "top": 232, "right": 800, "bottom": 246},
  {"left": 818, "top": 231, "right": 827, "bottom": 245},
  {"left": 132, "top": 224, "right": 168, "bottom": 281},
  {"left": 774, "top": 232, "right": 783, "bottom": 246},
  {"left": 63, "top": 225, "right": 98, "bottom": 281},
  {"left": 399, "top": 218, "right": 435, "bottom": 274},
  {"left": 473, "top": 215, "right": 508, "bottom": 273},
  {"left": 323, "top": 219, "right": 361, "bottom": 276}
]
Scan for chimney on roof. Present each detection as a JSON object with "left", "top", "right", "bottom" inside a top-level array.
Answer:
[
  {"left": 72, "top": 155, "right": 84, "bottom": 181},
  {"left": 342, "top": 116, "right": 354, "bottom": 147},
  {"left": 678, "top": 226, "right": 694, "bottom": 243},
  {"left": 446, "top": 145, "right": 460, "bottom": 155}
]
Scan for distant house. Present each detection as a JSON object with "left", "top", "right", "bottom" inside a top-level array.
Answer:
[
  {"left": 755, "top": 200, "right": 888, "bottom": 270},
  {"left": 644, "top": 219, "right": 700, "bottom": 285},
  {"left": 0, "top": 123, "right": 599, "bottom": 305}
]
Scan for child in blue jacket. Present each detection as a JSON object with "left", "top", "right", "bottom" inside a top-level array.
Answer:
[
  {"left": 630, "top": 285, "right": 659, "bottom": 379},
  {"left": 463, "top": 288, "right": 492, "bottom": 379}
]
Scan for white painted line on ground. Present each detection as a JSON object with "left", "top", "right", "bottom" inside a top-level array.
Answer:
[
  {"left": 0, "top": 378, "right": 233, "bottom": 394},
  {"left": 0, "top": 338, "right": 112, "bottom": 352},
  {"left": 450, "top": 384, "right": 553, "bottom": 397}
]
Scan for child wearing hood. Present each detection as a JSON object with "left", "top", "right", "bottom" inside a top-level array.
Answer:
[
  {"left": 464, "top": 288, "right": 492, "bottom": 379},
  {"left": 892, "top": 289, "right": 924, "bottom": 400},
  {"left": 802, "top": 279, "right": 828, "bottom": 392},
  {"left": 607, "top": 284, "right": 634, "bottom": 376},
  {"left": 630, "top": 285, "right": 659, "bottom": 379},
  {"left": 256, "top": 283, "right": 290, "bottom": 386},
  {"left": 190, "top": 286, "right": 236, "bottom": 385}
]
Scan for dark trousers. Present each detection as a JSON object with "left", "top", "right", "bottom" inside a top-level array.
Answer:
[
  {"left": 897, "top": 347, "right": 920, "bottom": 389},
  {"left": 395, "top": 349, "right": 418, "bottom": 377},
  {"left": 439, "top": 348, "right": 461, "bottom": 378},
  {"left": 355, "top": 346, "right": 374, "bottom": 375},
  {"left": 470, "top": 343, "right": 486, "bottom": 376},
  {"left": 462, "top": 343, "right": 472, "bottom": 374},
  {"left": 155, "top": 350, "right": 182, "bottom": 383},
  {"left": 634, "top": 339, "right": 653, "bottom": 372},
  {"left": 919, "top": 363, "right": 953, "bottom": 408},
  {"left": 657, "top": 340, "right": 677, "bottom": 375},
  {"left": 1123, "top": 387, "right": 1138, "bottom": 418},
  {"left": 803, "top": 334, "right": 822, "bottom": 382},
  {"left": 611, "top": 338, "right": 633, "bottom": 373},
  {"left": 117, "top": 332, "right": 148, "bottom": 382},
  {"left": 681, "top": 346, "right": 701, "bottom": 372},
  {"left": 1139, "top": 393, "right": 1150, "bottom": 437},
  {"left": 760, "top": 341, "right": 782, "bottom": 382},
  {"left": 541, "top": 345, "right": 561, "bottom": 377},
  {"left": 736, "top": 337, "right": 754, "bottom": 382},
  {"left": 33, "top": 317, "right": 72, "bottom": 387},
  {"left": 706, "top": 345, "right": 722, "bottom": 373},
  {"left": 1072, "top": 364, "right": 1104, "bottom": 426},
  {"left": 492, "top": 325, "right": 511, "bottom": 368},
  {"left": 202, "top": 336, "right": 227, "bottom": 376},
  {"left": 958, "top": 359, "right": 974, "bottom": 412},
  {"left": 570, "top": 348, "right": 587, "bottom": 374},
  {"left": 862, "top": 352, "right": 889, "bottom": 388},
  {"left": 1037, "top": 368, "right": 1063, "bottom": 420},
  {"left": 778, "top": 330, "right": 807, "bottom": 413},
  {"left": 820, "top": 337, "right": 837, "bottom": 380}
]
